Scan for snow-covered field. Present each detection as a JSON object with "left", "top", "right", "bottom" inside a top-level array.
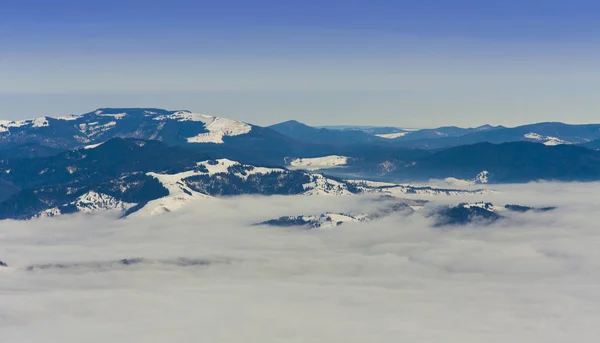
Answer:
[
  {"left": 2, "top": 183, "right": 600, "bottom": 342},
  {"left": 288, "top": 155, "right": 349, "bottom": 171}
]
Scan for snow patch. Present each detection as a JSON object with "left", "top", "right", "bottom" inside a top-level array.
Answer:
[
  {"left": 288, "top": 156, "right": 348, "bottom": 171},
  {"left": 0, "top": 121, "right": 9, "bottom": 133},
  {"left": 55, "top": 115, "right": 80, "bottom": 121},
  {"left": 31, "top": 117, "right": 49, "bottom": 128},
  {"left": 186, "top": 117, "right": 252, "bottom": 144},
  {"left": 142, "top": 171, "right": 214, "bottom": 216},
  {"left": 524, "top": 132, "right": 570, "bottom": 146},
  {"left": 152, "top": 111, "right": 213, "bottom": 122},
  {"left": 79, "top": 121, "right": 117, "bottom": 137},
  {"left": 73, "top": 191, "right": 135, "bottom": 213},
  {"left": 84, "top": 143, "right": 103, "bottom": 150},
  {"left": 0, "top": 117, "right": 48, "bottom": 130},
  {"left": 375, "top": 132, "right": 408, "bottom": 139}
]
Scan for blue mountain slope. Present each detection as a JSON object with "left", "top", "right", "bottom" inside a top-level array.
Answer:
[
  {"left": 399, "top": 141, "right": 600, "bottom": 182},
  {"left": 268, "top": 120, "right": 385, "bottom": 145},
  {"left": 281, "top": 121, "right": 600, "bottom": 149},
  {"left": 582, "top": 138, "right": 600, "bottom": 150},
  {"left": 389, "top": 122, "right": 600, "bottom": 149}
]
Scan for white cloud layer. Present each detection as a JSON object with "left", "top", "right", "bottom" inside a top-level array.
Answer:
[{"left": 1, "top": 183, "right": 600, "bottom": 342}]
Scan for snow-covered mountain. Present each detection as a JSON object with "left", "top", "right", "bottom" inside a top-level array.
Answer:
[
  {"left": 273, "top": 120, "right": 600, "bottom": 150},
  {"left": 257, "top": 198, "right": 427, "bottom": 229},
  {"left": 257, "top": 200, "right": 557, "bottom": 229},
  {"left": 432, "top": 201, "right": 556, "bottom": 226},
  {"left": 132, "top": 160, "right": 486, "bottom": 217},
  {"left": 36, "top": 191, "right": 136, "bottom": 218},
  {"left": 259, "top": 213, "right": 369, "bottom": 229},
  {"left": 0, "top": 109, "right": 253, "bottom": 148},
  {"left": 3, "top": 107, "right": 600, "bottom": 219},
  {"left": 0, "top": 135, "right": 492, "bottom": 220}
]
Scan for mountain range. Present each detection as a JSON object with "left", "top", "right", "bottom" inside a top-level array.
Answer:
[
  {"left": 0, "top": 136, "right": 488, "bottom": 220},
  {"left": 257, "top": 200, "right": 557, "bottom": 229},
  {"left": 1, "top": 108, "right": 599, "bottom": 220}
]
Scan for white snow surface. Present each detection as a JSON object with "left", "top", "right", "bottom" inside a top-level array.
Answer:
[
  {"left": 74, "top": 191, "right": 135, "bottom": 213},
  {"left": 35, "top": 191, "right": 134, "bottom": 218},
  {"left": 84, "top": 143, "right": 103, "bottom": 150},
  {"left": 288, "top": 156, "right": 349, "bottom": 171},
  {"left": 0, "top": 121, "right": 9, "bottom": 133},
  {"left": 139, "top": 172, "right": 214, "bottom": 216},
  {"left": 375, "top": 132, "right": 408, "bottom": 139},
  {"left": 0, "top": 117, "right": 49, "bottom": 131},
  {"left": 140, "top": 159, "right": 285, "bottom": 215},
  {"left": 151, "top": 111, "right": 252, "bottom": 144},
  {"left": 186, "top": 116, "right": 252, "bottom": 144},
  {"left": 54, "top": 115, "right": 80, "bottom": 121},
  {"left": 524, "top": 132, "right": 570, "bottom": 146}
]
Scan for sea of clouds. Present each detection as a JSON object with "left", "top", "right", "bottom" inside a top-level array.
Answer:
[{"left": 1, "top": 182, "right": 600, "bottom": 342}]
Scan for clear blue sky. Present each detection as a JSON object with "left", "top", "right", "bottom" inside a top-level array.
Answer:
[{"left": 1, "top": 0, "right": 599, "bottom": 127}]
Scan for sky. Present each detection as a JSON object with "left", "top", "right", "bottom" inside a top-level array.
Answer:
[
  {"left": 2, "top": 182, "right": 600, "bottom": 342},
  {"left": 1, "top": 0, "right": 599, "bottom": 127}
]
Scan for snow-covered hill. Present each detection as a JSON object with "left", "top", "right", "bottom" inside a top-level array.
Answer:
[
  {"left": 259, "top": 213, "right": 368, "bottom": 229},
  {"left": 257, "top": 198, "right": 426, "bottom": 229},
  {"left": 432, "top": 201, "right": 556, "bottom": 226},
  {"left": 258, "top": 200, "right": 558, "bottom": 229},
  {"left": 36, "top": 191, "right": 135, "bottom": 218},
  {"left": 349, "top": 180, "right": 491, "bottom": 196},
  {"left": 0, "top": 108, "right": 253, "bottom": 148},
  {"left": 16, "top": 153, "right": 490, "bottom": 220}
]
